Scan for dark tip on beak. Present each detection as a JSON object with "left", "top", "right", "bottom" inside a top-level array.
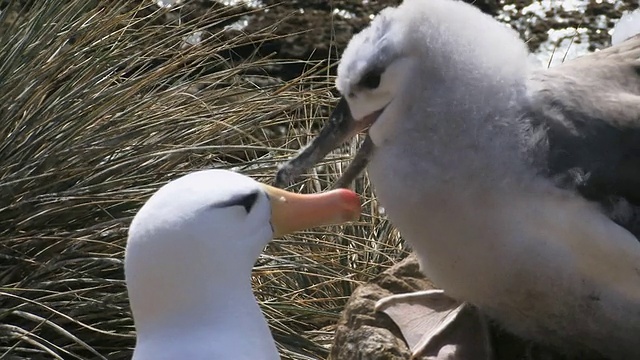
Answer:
[
  {"left": 274, "top": 97, "right": 360, "bottom": 188},
  {"left": 332, "top": 135, "right": 375, "bottom": 189},
  {"left": 274, "top": 95, "right": 380, "bottom": 189}
]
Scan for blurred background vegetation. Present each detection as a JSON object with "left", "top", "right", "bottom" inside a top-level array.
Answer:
[{"left": 0, "top": 0, "right": 636, "bottom": 359}]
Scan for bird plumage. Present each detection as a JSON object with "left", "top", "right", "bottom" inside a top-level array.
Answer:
[
  {"left": 525, "top": 35, "right": 640, "bottom": 236},
  {"left": 275, "top": 1, "right": 640, "bottom": 358},
  {"left": 125, "top": 170, "right": 360, "bottom": 359}
]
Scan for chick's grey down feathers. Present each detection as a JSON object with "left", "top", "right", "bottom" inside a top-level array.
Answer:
[{"left": 275, "top": 1, "right": 640, "bottom": 359}]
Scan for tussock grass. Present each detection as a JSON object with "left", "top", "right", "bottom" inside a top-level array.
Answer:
[{"left": 0, "top": 1, "right": 406, "bottom": 359}]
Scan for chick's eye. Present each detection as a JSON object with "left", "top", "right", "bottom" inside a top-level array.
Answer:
[{"left": 359, "top": 71, "right": 382, "bottom": 89}]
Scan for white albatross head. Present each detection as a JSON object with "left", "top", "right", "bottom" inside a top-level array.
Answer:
[{"left": 125, "top": 169, "right": 360, "bottom": 359}]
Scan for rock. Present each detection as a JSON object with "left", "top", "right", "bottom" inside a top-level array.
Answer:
[
  {"left": 330, "top": 254, "right": 431, "bottom": 360},
  {"left": 330, "top": 254, "right": 587, "bottom": 360}
]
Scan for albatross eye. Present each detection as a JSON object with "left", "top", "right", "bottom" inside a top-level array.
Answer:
[
  {"left": 215, "top": 191, "right": 260, "bottom": 213},
  {"left": 358, "top": 70, "right": 382, "bottom": 89}
]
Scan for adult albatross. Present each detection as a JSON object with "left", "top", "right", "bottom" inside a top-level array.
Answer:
[
  {"left": 125, "top": 169, "right": 360, "bottom": 359},
  {"left": 275, "top": 1, "right": 640, "bottom": 359}
]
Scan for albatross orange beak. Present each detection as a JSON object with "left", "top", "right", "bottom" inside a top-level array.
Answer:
[{"left": 262, "top": 184, "right": 361, "bottom": 238}]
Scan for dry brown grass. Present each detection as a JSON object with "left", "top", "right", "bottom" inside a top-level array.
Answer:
[{"left": 0, "top": 1, "right": 406, "bottom": 359}]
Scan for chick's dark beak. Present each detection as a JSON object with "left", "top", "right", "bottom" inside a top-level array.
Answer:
[{"left": 274, "top": 97, "right": 377, "bottom": 189}]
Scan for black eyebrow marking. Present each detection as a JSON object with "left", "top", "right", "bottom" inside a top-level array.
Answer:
[{"left": 214, "top": 191, "right": 259, "bottom": 213}]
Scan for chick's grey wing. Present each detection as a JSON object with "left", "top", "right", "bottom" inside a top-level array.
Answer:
[
  {"left": 524, "top": 35, "right": 640, "bottom": 235},
  {"left": 526, "top": 34, "right": 640, "bottom": 203}
]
